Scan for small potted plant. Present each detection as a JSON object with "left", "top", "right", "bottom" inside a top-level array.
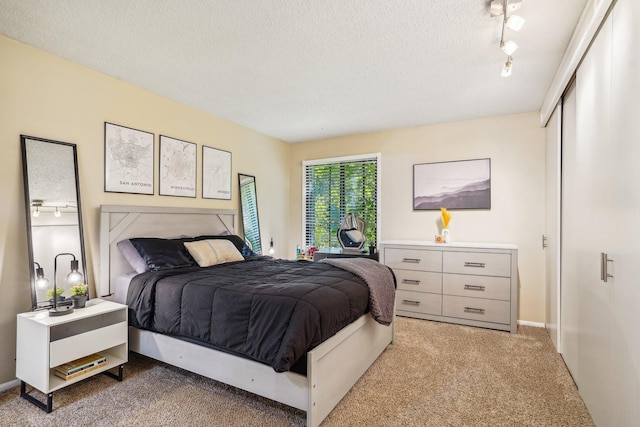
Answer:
[
  {"left": 45, "top": 287, "right": 64, "bottom": 302},
  {"left": 69, "top": 283, "right": 89, "bottom": 308}
]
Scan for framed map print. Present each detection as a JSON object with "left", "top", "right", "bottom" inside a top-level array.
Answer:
[
  {"left": 159, "top": 135, "right": 197, "bottom": 197},
  {"left": 104, "top": 122, "right": 154, "bottom": 194},
  {"left": 202, "top": 145, "right": 231, "bottom": 200}
]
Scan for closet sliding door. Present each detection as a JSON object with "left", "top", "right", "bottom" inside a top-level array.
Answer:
[
  {"left": 572, "top": 14, "right": 615, "bottom": 424},
  {"left": 544, "top": 104, "right": 561, "bottom": 351},
  {"left": 608, "top": 0, "right": 640, "bottom": 422},
  {"left": 560, "top": 0, "right": 640, "bottom": 424},
  {"left": 559, "top": 81, "right": 578, "bottom": 378}
]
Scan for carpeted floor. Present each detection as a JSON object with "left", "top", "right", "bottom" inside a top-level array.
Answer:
[{"left": 0, "top": 317, "right": 594, "bottom": 426}]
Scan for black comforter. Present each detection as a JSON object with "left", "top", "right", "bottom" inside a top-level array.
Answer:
[{"left": 127, "top": 257, "right": 375, "bottom": 372}]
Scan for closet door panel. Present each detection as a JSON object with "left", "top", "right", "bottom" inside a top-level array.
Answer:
[
  {"left": 560, "top": 83, "right": 578, "bottom": 379},
  {"left": 544, "top": 105, "right": 561, "bottom": 351},
  {"left": 574, "top": 14, "right": 614, "bottom": 425},
  {"left": 610, "top": 0, "right": 640, "bottom": 424}
]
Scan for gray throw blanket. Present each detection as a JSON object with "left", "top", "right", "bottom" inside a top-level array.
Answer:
[{"left": 320, "top": 257, "right": 396, "bottom": 326}]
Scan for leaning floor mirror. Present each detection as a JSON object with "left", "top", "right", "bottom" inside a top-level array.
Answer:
[
  {"left": 21, "top": 135, "right": 87, "bottom": 315},
  {"left": 238, "top": 173, "right": 262, "bottom": 254}
]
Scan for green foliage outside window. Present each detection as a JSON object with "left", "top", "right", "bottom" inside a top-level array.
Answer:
[{"left": 304, "top": 159, "right": 377, "bottom": 249}]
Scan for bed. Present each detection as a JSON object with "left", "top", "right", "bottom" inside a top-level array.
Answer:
[{"left": 99, "top": 205, "right": 394, "bottom": 426}]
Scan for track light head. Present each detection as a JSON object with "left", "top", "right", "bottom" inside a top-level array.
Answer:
[
  {"left": 506, "top": 15, "right": 525, "bottom": 31},
  {"left": 501, "top": 40, "right": 518, "bottom": 55},
  {"left": 502, "top": 58, "right": 513, "bottom": 77},
  {"left": 490, "top": 0, "right": 522, "bottom": 16}
]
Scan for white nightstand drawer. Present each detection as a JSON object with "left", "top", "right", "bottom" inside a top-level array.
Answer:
[
  {"left": 443, "top": 273, "right": 511, "bottom": 301},
  {"left": 396, "top": 270, "right": 442, "bottom": 294},
  {"left": 443, "top": 251, "right": 511, "bottom": 277},
  {"left": 442, "top": 295, "right": 510, "bottom": 324},
  {"left": 384, "top": 248, "right": 441, "bottom": 272},
  {"left": 396, "top": 290, "right": 442, "bottom": 315}
]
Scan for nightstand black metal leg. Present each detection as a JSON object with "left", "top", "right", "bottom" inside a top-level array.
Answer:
[
  {"left": 20, "top": 381, "right": 53, "bottom": 413},
  {"left": 102, "top": 364, "right": 124, "bottom": 381}
]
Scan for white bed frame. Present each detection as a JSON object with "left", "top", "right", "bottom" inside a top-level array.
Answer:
[{"left": 99, "top": 205, "right": 393, "bottom": 426}]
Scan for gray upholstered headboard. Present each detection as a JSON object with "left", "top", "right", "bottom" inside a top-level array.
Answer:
[{"left": 99, "top": 205, "right": 237, "bottom": 297}]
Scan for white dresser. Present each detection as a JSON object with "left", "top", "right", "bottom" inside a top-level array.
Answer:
[{"left": 380, "top": 241, "right": 518, "bottom": 333}]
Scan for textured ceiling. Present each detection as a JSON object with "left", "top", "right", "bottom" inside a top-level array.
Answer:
[{"left": 0, "top": 0, "right": 587, "bottom": 142}]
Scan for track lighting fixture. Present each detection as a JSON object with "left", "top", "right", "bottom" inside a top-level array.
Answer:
[
  {"left": 491, "top": 0, "right": 525, "bottom": 76},
  {"left": 506, "top": 15, "right": 525, "bottom": 31},
  {"left": 501, "top": 40, "right": 518, "bottom": 56},
  {"left": 501, "top": 57, "right": 513, "bottom": 77}
]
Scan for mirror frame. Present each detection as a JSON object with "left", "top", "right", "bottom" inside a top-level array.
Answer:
[
  {"left": 238, "top": 173, "right": 262, "bottom": 254},
  {"left": 21, "top": 135, "right": 87, "bottom": 309}
]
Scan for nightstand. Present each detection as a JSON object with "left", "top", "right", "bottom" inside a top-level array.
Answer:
[{"left": 16, "top": 299, "right": 128, "bottom": 412}]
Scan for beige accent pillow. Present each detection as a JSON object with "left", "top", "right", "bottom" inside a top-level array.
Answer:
[{"left": 183, "top": 239, "right": 244, "bottom": 267}]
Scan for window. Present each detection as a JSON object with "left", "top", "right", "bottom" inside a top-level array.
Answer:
[{"left": 303, "top": 154, "right": 380, "bottom": 249}]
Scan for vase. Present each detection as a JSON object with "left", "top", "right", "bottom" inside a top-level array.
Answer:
[
  {"left": 71, "top": 295, "right": 87, "bottom": 308},
  {"left": 442, "top": 228, "right": 451, "bottom": 243}
]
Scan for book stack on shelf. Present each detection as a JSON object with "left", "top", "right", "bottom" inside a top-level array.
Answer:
[{"left": 54, "top": 353, "right": 106, "bottom": 381}]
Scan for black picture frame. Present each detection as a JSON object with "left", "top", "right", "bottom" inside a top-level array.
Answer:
[
  {"left": 202, "top": 145, "right": 232, "bottom": 200},
  {"left": 413, "top": 158, "right": 491, "bottom": 210},
  {"left": 159, "top": 135, "right": 197, "bottom": 198},
  {"left": 104, "top": 122, "right": 155, "bottom": 195}
]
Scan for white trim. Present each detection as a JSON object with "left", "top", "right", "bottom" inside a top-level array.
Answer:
[
  {"left": 301, "top": 153, "right": 382, "bottom": 250},
  {"left": 540, "top": 0, "right": 614, "bottom": 126},
  {"left": 0, "top": 379, "right": 20, "bottom": 393},
  {"left": 518, "top": 320, "right": 545, "bottom": 328}
]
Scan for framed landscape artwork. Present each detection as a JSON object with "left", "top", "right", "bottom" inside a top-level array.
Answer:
[{"left": 413, "top": 158, "right": 491, "bottom": 210}]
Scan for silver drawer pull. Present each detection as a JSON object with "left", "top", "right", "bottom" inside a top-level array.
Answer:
[
  {"left": 402, "top": 258, "right": 421, "bottom": 263},
  {"left": 464, "top": 262, "right": 486, "bottom": 268},
  {"left": 464, "top": 307, "right": 485, "bottom": 315},
  {"left": 464, "top": 284, "right": 485, "bottom": 291},
  {"left": 402, "top": 279, "right": 421, "bottom": 285},
  {"left": 402, "top": 300, "right": 421, "bottom": 306}
]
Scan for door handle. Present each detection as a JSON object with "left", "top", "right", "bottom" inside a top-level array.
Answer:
[{"left": 601, "top": 252, "right": 614, "bottom": 282}]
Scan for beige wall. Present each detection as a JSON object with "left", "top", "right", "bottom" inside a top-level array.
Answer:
[
  {"left": 0, "top": 33, "right": 547, "bottom": 387},
  {"left": 289, "top": 113, "right": 546, "bottom": 324},
  {"left": 0, "top": 35, "right": 290, "bottom": 385}
]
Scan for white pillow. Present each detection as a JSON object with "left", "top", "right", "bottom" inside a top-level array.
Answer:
[{"left": 183, "top": 239, "right": 244, "bottom": 267}]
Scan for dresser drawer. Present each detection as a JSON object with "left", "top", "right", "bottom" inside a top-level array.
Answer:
[
  {"left": 443, "top": 251, "right": 511, "bottom": 277},
  {"left": 396, "top": 270, "right": 442, "bottom": 294},
  {"left": 384, "top": 248, "right": 441, "bottom": 272},
  {"left": 443, "top": 274, "right": 511, "bottom": 301},
  {"left": 442, "top": 295, "right": 510, "bottom": 324},
  {"left": 396, "top": 290, "right": 442, "bottom": 316}
]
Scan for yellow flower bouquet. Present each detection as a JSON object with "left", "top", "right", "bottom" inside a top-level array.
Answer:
[{"left": 441, "top": 207, "right": 451, "bottom": 229}]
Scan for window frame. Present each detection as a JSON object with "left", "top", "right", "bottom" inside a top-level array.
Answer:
[{"left": 301, "top": 153, "right": 381, "bottom": 250}]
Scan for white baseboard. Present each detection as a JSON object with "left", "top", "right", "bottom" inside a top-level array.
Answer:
[
  {"left": 517, "top": 320, "right": 545, "bottom": 328},
  {"left": 0, "top": 379, "right": 20, "bottom": 393}
]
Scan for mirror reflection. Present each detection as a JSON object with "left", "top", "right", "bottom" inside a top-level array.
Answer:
[
  {"left": 21, "top": 136, "right": 87, "bottom": 309},
  {"left": 238, "top": 173, "right": 262, "bottom": 255}
]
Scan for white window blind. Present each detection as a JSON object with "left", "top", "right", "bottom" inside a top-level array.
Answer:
[{"left": 303, "top": 155, "right": 378, "bottom": 249}]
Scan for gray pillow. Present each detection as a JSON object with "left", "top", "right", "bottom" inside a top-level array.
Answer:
[{"left": 117, "top": 239, "right": 149, "bottom": 274}]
